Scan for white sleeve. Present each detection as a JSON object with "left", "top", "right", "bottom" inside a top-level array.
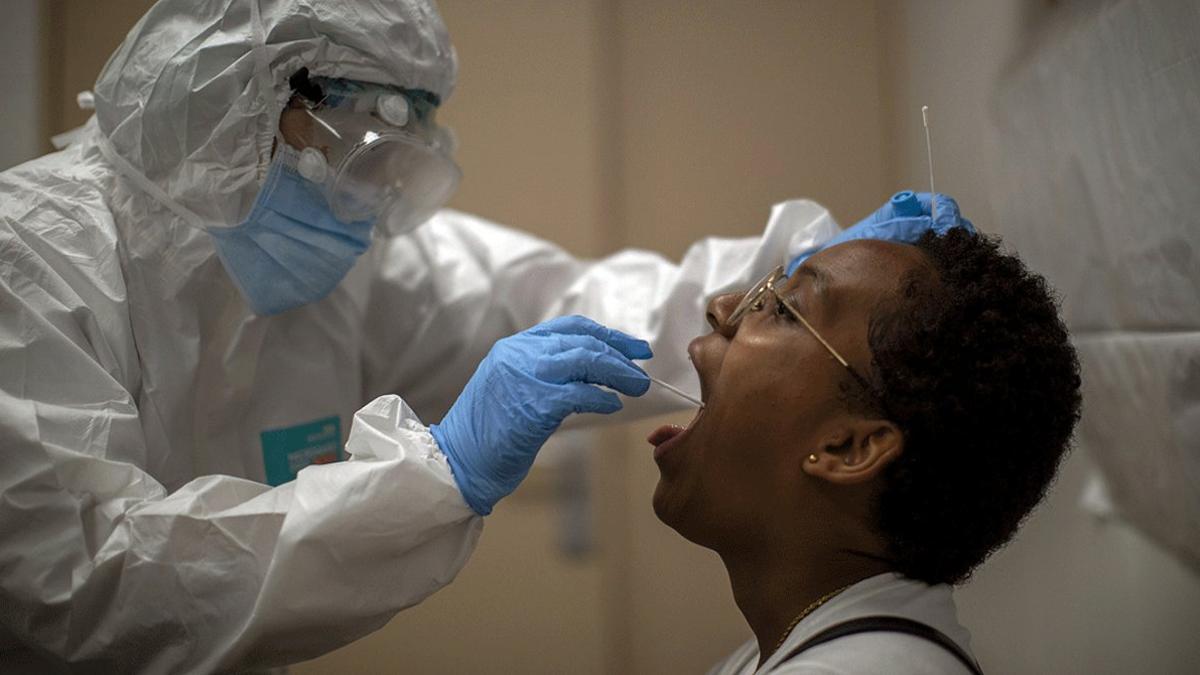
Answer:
[
  {"left": 362, "top": 200, "right": 840, "bottom": 422},
  {"left": 0, "top": 264, "right": 480, "bottom": 671}
]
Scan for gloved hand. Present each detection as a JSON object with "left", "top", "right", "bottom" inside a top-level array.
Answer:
[
  {"left": 430, "top": 315, "right": 652, "bottom": 515},
  {"left": 786, "top": 191, "right": 976, "bottom": 275}
]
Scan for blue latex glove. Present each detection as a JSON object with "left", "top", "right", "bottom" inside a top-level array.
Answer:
[
  {"left": 430, "top": 315, "right": 652, "bottom": 515},
  {"left": 786, "top": 191, "right": 976, "bottom": 275}
]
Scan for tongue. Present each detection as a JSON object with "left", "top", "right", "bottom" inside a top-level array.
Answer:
[{"left": 647, "top": 424, "right": 685, "bottom": 447}]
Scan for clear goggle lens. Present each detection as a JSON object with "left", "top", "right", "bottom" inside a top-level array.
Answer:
[
  {"left": 329, "top": 133, "right": 462, "bottom": 232},
  {"left": 282, "top": 78, "right": 461, "bottom": 233}
]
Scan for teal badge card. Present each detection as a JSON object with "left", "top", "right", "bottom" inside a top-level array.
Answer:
[{"left": 260, "top": 415, "right": 344, "bottom": 486}]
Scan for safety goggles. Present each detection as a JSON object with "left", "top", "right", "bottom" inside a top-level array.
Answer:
[{"left": 281, "top": 73, "right": 461, "bottom": 234}]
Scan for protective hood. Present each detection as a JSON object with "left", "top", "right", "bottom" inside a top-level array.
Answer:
[{"left": 92, "top": 0, "right": 457, "bottom": 230}]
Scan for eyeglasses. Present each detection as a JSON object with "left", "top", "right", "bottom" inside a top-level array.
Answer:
[{"left": 727, "top": 265, "right": 878, "bottom": 400}]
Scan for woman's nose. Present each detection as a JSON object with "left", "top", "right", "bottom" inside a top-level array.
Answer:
[{"left": 706, "top": 292, "right": 743, "bottom": 338}]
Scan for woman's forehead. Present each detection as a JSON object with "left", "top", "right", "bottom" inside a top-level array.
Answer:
[
  {"left": 803, "top": 240, "right": 927, "bottom": 288},
  {"left": 797, "top": 240, "right": 929, "bottom": 315}
]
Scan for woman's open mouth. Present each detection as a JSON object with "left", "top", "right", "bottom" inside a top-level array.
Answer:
[
  {"left": 647, "top": 335, "right": 712, "bottom": 461},
  {"left": 647, "top": 404, "right": 704, "bottom": 461}
]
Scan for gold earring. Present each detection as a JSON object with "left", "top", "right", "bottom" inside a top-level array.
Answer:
[{"left": 807, "top": 454, "right": 819, "bottom": 464}]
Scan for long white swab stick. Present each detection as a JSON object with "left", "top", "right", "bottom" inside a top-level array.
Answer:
[
  {"left": 922, "top": 105, "right": 937, "bottom": 219},
  {"left": 648, "top": 375, "right": 704, "bottom": 407}
]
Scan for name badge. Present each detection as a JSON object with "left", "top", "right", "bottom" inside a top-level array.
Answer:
[{"left": 260, "top": 415, "right": 344, "bottom": 486}]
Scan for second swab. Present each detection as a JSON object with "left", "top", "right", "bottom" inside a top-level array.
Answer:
[
  {"left": 648, "top": 375, "right": 704, "bottom": 407},
  {"left": 922, "top": 105, "right": 937, "bottom": 219}
]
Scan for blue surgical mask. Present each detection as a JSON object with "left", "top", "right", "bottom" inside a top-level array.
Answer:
[{"left": 209, "top": 147, "right": 374, "bottom": 316}]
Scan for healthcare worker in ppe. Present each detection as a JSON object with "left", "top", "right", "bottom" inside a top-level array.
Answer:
[{"left": 0, "top": 0, "right": 972, "bottom": 671}]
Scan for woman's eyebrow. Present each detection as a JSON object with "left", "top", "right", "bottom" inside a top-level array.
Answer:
[
  {"left": 792, "top": 262, "right": 837, "bottom": 318},
  {"left": 796, "top": 263, "right": 830, "bottom": 298}
]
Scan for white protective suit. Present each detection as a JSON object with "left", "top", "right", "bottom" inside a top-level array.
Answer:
[{"left": 0, "top": 0, "right": 838, "bottom": 671}]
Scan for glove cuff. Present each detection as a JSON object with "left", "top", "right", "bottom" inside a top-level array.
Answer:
[{"left": 429, "top": 423, "right": 493, "bottom": 516}]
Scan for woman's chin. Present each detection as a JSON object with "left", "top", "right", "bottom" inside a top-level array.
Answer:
[
  {"left": 651, "top": 479, "right": 684, "bottom": 529},
  {"left": 652, "top": 481, "right": 706, "bottom": 545}
]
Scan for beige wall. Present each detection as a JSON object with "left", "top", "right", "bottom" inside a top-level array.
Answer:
[
  {"left": 438, "top": 0, "right": 614, "bottom": 257},
  {"left": 613, "top": 1, "right": 888, "bottom": 254},
  {"left": 40, "top": 0, "right": 158, "bottom": 148},
  {"left": 0, "top": 0, "right": 42, "bottom": 171}
]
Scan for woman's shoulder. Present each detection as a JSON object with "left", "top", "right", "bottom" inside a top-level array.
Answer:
[
  {"left": 706, "top": 637, "right": 758, "bottom": 675},
  {"left": 765, "top": 574, "right": 976, "bottom": 674},
  {"left": 778, "top": 630, "right": 976, "bottom": 674}
]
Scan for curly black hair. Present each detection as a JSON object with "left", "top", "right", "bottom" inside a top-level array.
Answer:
[{"left": 859, "top": 228, "right": 1082, "bottom": 585}]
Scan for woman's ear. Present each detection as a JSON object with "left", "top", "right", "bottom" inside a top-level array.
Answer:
[{"left": 803, "top": 420, "right": 903, "bottom": 485}]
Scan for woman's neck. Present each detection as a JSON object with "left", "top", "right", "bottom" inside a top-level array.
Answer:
[{"left": 720, "top": 540, "right": 893, "bottom": 668}]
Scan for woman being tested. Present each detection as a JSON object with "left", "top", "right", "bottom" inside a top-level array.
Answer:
[{"left": 648, "top": 227, "right": 1081, "bottom": 673}]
